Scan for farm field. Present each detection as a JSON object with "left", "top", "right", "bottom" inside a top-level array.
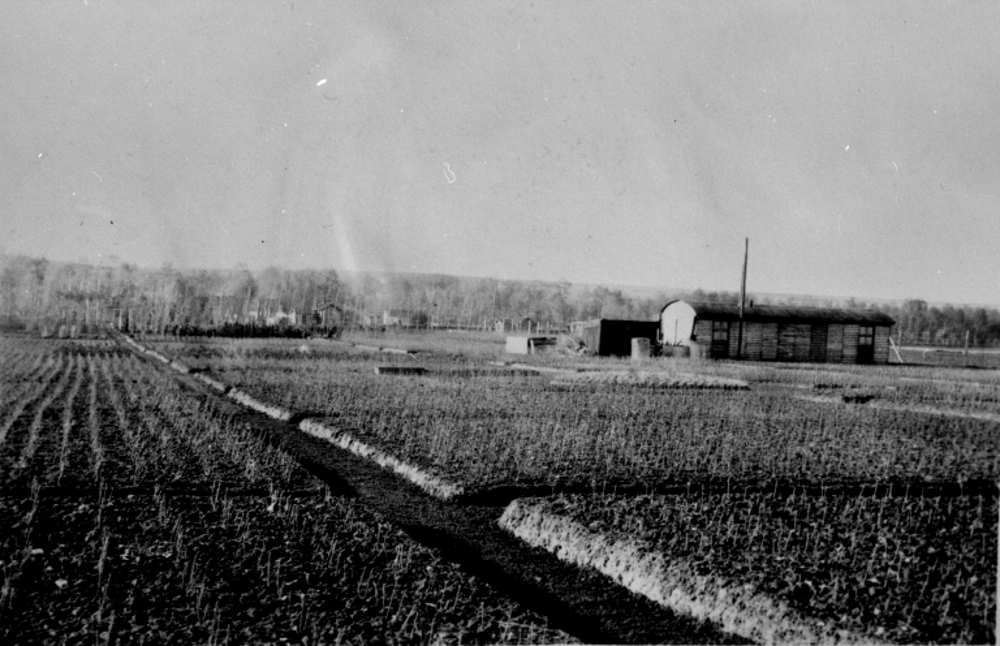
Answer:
[
  {"left": 0, "top": 334, "right": 574, "bottom": 644},
  {"left": 147, "top": 334, "right": 1000, "bottom": 496},
  {"left": 144, "top": 331, "right": 999, "bottom": 643}
]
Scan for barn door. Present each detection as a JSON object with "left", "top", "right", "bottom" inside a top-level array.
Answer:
[
  {"left": 857, "top": 325, "right": 875, "bottom": 364},
  {"left": 710, "top": 320, "right": 730, "bottom": 359},
  {"left": 809, "top": 325, "right": 828, "bottom": 362}
]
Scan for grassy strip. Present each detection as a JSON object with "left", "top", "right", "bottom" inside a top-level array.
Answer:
[
  {"left": 125, "top": 334, "right": 467, "bottom": 500},
  {"left": 490, "top": 361, "right": 568, "bottom": 374},
  {"left": 193, "top": 373, "right": 229, "bottom": 394},
  {"left": 227, "top": 389, "right": 295, "bottom": 422},
  {"left": 299, "top": 419, "right": 466, "bottom": 501},
  {"left": 499, "top": 498, "right": 882, "bottom": 645},
  {"left": 550, "top": 370, "right": 749, "bottom": 389}
]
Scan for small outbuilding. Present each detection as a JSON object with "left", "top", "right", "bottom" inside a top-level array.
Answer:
[
  {"left": 659, "top": 301, "right": 895, "bottom": 364},
  {"left": 579, "top": 319, "right": 660, "bottom": 358},
  {"left": 382, "top": 309, "right": 429, "bottom": 328}
]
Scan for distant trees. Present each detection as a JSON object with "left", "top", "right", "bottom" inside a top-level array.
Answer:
[
  {"left": 689, "top": 289, "right": 741, "bottom": 305},
  {"left": 2, "top": 253, "right": 1000, "bottom": 346},
  {"left": 882, "top": 298, "right": 1000, "bottom": 346}
]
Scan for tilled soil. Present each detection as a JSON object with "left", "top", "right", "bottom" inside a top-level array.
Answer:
[{"left": 0, "top": 340, "right": 587, "bottom": 644}]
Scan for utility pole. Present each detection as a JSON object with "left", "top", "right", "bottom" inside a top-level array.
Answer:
[{"left": 737, "top": 238, "right": 749, "bottom": 359}]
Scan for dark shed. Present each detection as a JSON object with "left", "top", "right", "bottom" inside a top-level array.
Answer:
[
  {"left": 580, "top": 319, "right": 660, "bottom": 357},
  {"left": 660, "top": 301, "right": 896, "bottom": 364}
]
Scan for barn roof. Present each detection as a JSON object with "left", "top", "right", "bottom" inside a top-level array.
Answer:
[
  {"left": 579, "top": 318, "right": 659, "bottom": 328},
  {"left": 661, "top": 301, "right": 895, "bottom": 325}
]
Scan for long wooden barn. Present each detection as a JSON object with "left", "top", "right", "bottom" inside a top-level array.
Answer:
[{"left": 659, "top": 301, "right": 895, "bottom": 364}]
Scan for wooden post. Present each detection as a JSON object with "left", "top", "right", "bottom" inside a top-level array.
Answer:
[
  {"left": 889, "top": 335, "right": 904, "bottom": 364},
  {"left": 737, "top": 238, "right": 748, "bottom": 359},
  {"left": 964, "top": 329, "right": 970, "bottom": 367}
]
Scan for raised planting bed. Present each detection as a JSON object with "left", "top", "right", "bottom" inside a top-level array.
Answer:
[
  {"left": 299, "top": 418, "right": 465, "bottom": 501},
  {"left": 549, "top": 370, "right": 749, "bottom": 390},
  {"left": 501, "top": 492, "right": 996, "bottom": 644}
]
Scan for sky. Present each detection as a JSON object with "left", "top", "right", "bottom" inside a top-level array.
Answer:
[{"left": 2, "top": 1, "right": 999, "bottom": 306}]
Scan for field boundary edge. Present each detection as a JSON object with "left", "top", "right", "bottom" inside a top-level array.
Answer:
[
  {"left": 498, "top": 498, "right": 889, "bottom": 646},
  {"left": 115, "top": 332, "right": 466, "bottom": 502}
]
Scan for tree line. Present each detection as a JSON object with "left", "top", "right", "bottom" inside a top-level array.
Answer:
[
  {"left": 1, "top": 254, "right": 998, "bottom": 347},
  {"left": 0, "top": 255, "right": 668, "bottom": 337}
]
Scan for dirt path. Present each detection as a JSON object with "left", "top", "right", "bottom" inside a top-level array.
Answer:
[{"left": 155, "top": 361, "right": 745, "bottom": 644}]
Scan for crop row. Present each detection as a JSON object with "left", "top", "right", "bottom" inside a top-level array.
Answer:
[
  {"left": 501, "top": 491, "right": 996, "bottom": 644},
  {"left": 147, "top": 338, "right": 1000, "bottom": 492},
  {"left": 0, "top": 342, "right": 307, "bottom": 491},
  {"left": 2, "top": 486, "right": 572, "bottom": 644},
  {"left": 0, "top": 335, "right": 572, "bottom": 643}
]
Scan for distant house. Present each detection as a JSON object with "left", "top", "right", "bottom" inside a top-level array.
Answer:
[
  {"left": 660, "top": 300, "right": 895, "bottom": 364},
  {"left": 382, "top": 309, "right": 429, "bottom": 328},
  {"left": 312, "top": 303, "right": 374, "bottom": 329},
  {"left": 266, "top": 309, "right": 298, "bottom": 326},
  {"left": 494, "top": 318, "right": 515, "bottom": 333},
  {"left": 382, "top": 309, "right": 405, "bottom": 327}
]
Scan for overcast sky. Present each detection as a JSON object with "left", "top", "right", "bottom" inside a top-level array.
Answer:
[{"left": 2, "top": 1, "right": 999, "bottom": 305}]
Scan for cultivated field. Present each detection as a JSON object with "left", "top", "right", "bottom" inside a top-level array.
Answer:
[
  {"left": 143, "top": 330, "right": 998, "bottom": 644},
  {"left": 6, "top": 328, "right": 996, "bottom": 643},
  {"left": 0, "top": 334, "right": 573, "bottom": 644},
  {"left": 149, "top": 334, "right": 1000, "bottom": 496}
]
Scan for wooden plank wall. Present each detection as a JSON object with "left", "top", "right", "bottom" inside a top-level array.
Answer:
[
  {"left": 874, "top": 326, "right": 891, "bottom": 363},
  {"left": 809, "top": 325, "right": 828, "bottom": 362},
  {"left": 728, "top": 322, "right": 740, "bottom": 357},
  {"left": 841, "top": 324, "right": 860, "bottom": 363},
  {"left": 776, "top": 324, "right": 795, "bottom": 361},
  {"left": 826, "top": 324, "right": 844, "bottom": 363},
  {"left": 761, "top": 322, "right": 779, "bottom": 360},
  {"left": 743, "top": 322, "right": 764, "bottom": 360},
  {"left": 581, "top": 325, "right": 602, "bottom": 355},
  {"left": 687, "top": 318, "right": 891, "bottom": 364},
  {"left": 794, "top": 325, "right": 812, "bottom": 361},
  {"left": 777, "top": 323, "right": 811, "bottom": 361},
  {"left": 693, "top": 319, "right": 713, "bottom": 346}
]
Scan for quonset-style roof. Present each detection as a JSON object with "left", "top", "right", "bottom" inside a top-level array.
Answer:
[{"left": 661, "top": 301, "right": 895, "bottom": 325}]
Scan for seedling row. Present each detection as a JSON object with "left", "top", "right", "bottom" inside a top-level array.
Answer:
[{"left": 0, "top": 335, "right": 572, "bottom": 644}]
